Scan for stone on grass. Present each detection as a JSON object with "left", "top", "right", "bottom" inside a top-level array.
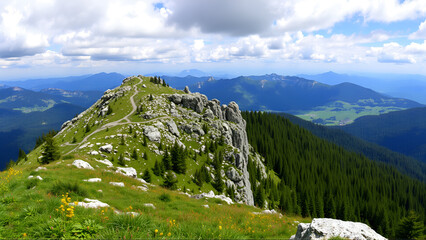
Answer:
[
  {"left": 144, "top": 203, "right": 156, "bottom": 209},
  {"left": 191, "top": 190, "right": 233, "bottom": 205},
  {"left": 110, "top": 182, "right": 125, "bottom": 187},
  {"left": 28, "top": 175, "right": 43, "bottom": 180},
  {"left": 35, "top": 166, "right": 47, "bottom": 172},
  {"left": 72, "top": 198, "right": 109, "bottom": 208},
  {"left": 99, "top": 144, "right": 113, "bottom": 153},
  {"left": 116, "top": 167, "right": 137, "bottom": 178},
  {"left": 84, "top": 178, "right": 102, "bottom": 182},
  {"left": 96, "top": 159, "right": 113, "bottom": 167},
  {"left": 72, "top": 160, "right": 94, "bottom": 170},
  {"left": 290, "top": 218, "right": 387, "bottom": 240}
]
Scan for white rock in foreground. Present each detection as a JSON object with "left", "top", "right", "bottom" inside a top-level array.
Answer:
[
  {"left": 192, "top": 190, "right": 234, "bottom": 205},
  {"left": 72, "top": 160, "right": 94, "bottom": 170},
  {"left": 28, "top": 175, "right": 43, "bottom": 180},
  {"left": 110, "top": 182, "right": 125, "bottom": 187},
  {"left": 96, "top": 159, "right": 113, "bottom": 167},
  {"left": 84, "top": 178, "right": 102, "bottom": 182},
  {"left": 290, "top": 218, "right": 387, "bottom": 240},
  {"left": 72, "top": 198, "right": 109, "bottom": 208},
  {"left": 116, "top": 167, "right": 137, "bottom": 178},
  {"left": 144, "top": 203, "right": 156, "bottom": 209},
  {"left": 35, "top": 166, "right": 47, "bottom": 172},
  {"left": 99, "top": 144, "right": 113, "bottom": 153}
]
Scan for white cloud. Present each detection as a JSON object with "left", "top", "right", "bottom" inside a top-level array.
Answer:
[
  {"left": 369, "top": 42, "right": 417, "bottom": 64},
  {"left": 410, "top": 20, "right": 426, "bottom": 39}
]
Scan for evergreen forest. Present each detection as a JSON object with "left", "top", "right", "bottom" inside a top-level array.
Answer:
[{"left": 242, "top": 111, "right": 425, "bottom": 238}]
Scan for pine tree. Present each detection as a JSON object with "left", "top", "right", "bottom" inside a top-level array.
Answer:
[
  {"left": 171, "top": 142, "right": 186, "bottom": 174},
  {"left": 212, "top": 167, "right": 224, "bottom": 194},
  {"left": 143, "top": 151, "right": 149, "bottom": 160},
  {"left": 85, "top": 124, "right": 91, "bottom": 133},
  {"left": 162, "top": 171, "right": 178, "bottom": 190},
  {"left": 142, "top": 169, "right": 152, "bottom": 183},
  {"left": 162, "top": 150, "right": 172, "bottom": 170},
  {"left": 39, "top": 135, "right": 60, "bottom": 164},
  {"left": 131, "top": 149, "right": 138, "bottom": 160},
  {"left": 149, "top": 94, "right": 154, "bottom": 101},
  {"left": 17, "top": 148, "right": 27, "bottom": 162},
  {"left": 153, "top": 160, "right": 160, "bottom": 176},
  {"left": 142, "top": 136, "right": 147, "bottom": 147},
  {"left": 120, "top": 135, "right": 125, "bottom": 145},
  {"left": 118, "top": 154, "right": 125, "bottom": 166},
  {"left": 395, "top": 211, "right": 424, "bottom": 239}
]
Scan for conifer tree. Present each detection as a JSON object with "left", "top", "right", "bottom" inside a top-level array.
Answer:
[
  {"left": 162, "top": 149, "right": 172, "bottom": 170},
  {"left": 143, "top": 151, "right": 149, "bottom": 160},
  {"left": 395, "top": 211, "right": 424, "bottom": 239},
  {"left": 118, "top": 154, "right": 125, "bottom": 166},
  {"left": 142, "top": 169, "right": 152, "bottom": 183},
  {"left": 39, "top": 135, "right": 60, "bottom": 164},
  {"left": 131, "top": 149, "right": 138, "bottom": 160},
  {"left": 17, "top": 148, "right": 27, "bottom": 162},
  {"left": 162, "top": 171, "right": 178, "bottom": 190}
]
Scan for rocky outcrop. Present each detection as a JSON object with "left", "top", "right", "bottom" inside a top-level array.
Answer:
[
  {"left": 166, "top": 120, "right": 180, "bottom": 137},
  {"left": 167, "top": 91, "right": 254, "bottom": 205},
  {"left": 290, "top": 218, "right": 387, "bottom": 240},
  {"left": 99, "top": 144, "right": 113, "bottom": 153},
  {"left": 115, "top": 167, "right": 137, "bottom": 178},
  {"left": 72, "top": 160, "right": 94, "bottom": 170},
  {"left": 143, "top": 126, "right": 161, "bottom": 142}
]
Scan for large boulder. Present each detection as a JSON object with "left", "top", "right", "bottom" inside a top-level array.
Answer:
[
  {"left": 290, "top": 218, "right": 387, "bottom": 240},
  {"left": 143, "top": 126, "right": 161, "bottom": 142},
  {"left": 72, "top": 160, "right": 94, "bottom": 170},
  {"left": 166, "top": 120, "right": 180, "bottom": 137},
  {"left": 99, "top": 144, "right": 113, "bottom": 153},
  {"left": 116, "top": 167, "right": 137, "bottom": 178}
]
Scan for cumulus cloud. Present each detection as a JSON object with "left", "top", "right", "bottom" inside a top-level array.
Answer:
[
  {"left": 410, "top": 20, "right": 426, "bottom": 39},
  {"left": 0, "top": 0, "right": 426, "bottom": 71}
]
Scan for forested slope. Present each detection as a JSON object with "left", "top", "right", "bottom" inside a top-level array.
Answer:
[
  {"left": 276, "top": 112, "right": 426, "bottom": 182},
  {"left": 242, "top": 111, "right": 425, "bottom": 238}
]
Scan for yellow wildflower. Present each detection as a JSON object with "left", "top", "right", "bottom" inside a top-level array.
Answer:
[
  {"left": 168, "top": 232, "right": 171, "bottom": 237},
  {"left": 219, "top": 225, "right": 222, "bottom": 230},
  {"left": 160, "top": 232, "right": 163, "bottom": 236},
  {"left": 22, "top": 233, "right": 27, "bottom": 237},
  {"left": 155, "top": 229, "right": 158, "bottom": 233}
]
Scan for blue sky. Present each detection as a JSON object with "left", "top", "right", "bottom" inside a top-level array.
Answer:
[{"left": 0, "top": 0, "right": 426, "bottom": 80}]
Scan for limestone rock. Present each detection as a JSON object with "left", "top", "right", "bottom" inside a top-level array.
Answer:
[
  {"left": 144, "top": 203, "right": 156, "bottom": 209},
  {"left": 35, "top": 166, "right": 47, "bottom": 172},
  {"left": 95, "top": 159, "right": 113, "bottom": 167},
  {"left": 110, "top": 182, "right": 125, "bottom": 187},
  {"left": 72, "top": 160, "right": 94, "bottom": 170},
  {"left": 72, "top": 198, "right": 109, "bottom": 208},
  {"left": 184, "top": 86, "right": 191, "bottom": 93},
  {"left": 116, "top": 167, "right": 137, "bottom": 178},
  {"left": 191, "top": 190, "right": 234, "bottom": 205},
  {"left": 84, "top": 178, "right": 102, "bottom": 182},
  {"left": 99, "top": 144, "right": 113, "bottom": 153},
  {"left": 143, "top": 126, "right": 161, "bottom": 142},
  {"left": 28, "top": 175, "right": 43, "bottom": 180},
  {"left": 203, "top": 109, "right": 214, "bottom": 119},
  {"left": 166, "top": 120, "right": 180, "bottom": 137},
  {"left": 290, "top": 218, "right": 387, "bottom": 240},
  {"left": 226, "top": 167, "right": 243, "bottom": 182}
]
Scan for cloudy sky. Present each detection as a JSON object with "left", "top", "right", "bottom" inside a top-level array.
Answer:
[{"left": 1, "top": 0, "right": 426, "bottom": 80}]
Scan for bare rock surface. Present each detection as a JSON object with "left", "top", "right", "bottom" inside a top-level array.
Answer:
[
  {"left": 72, "top": 160, "right": 94, "bottom": 170},
  {"left": 290, "top": 218, "right": 387, "bottom": 240}
]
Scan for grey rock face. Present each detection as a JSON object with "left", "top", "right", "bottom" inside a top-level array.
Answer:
[
  {"left": 166, "top": 120, "right": 180, "bottom": 137},
  {"left": 184, "top": 86, "right": 191, "bottom": 93},
  {"left": 99, "top": 144, "right": 113, "bottom": 153},
  {"left": 290, "top": 218, "right": 387, "bottom": 240},
  {"left": 166, "top": 92, "right": 254, "bottom": 205},
  {"left": 143, "top": 126, "right": 161, "bottom": 142},
  {"left": 226, "top": 167, "right": 243, "bottom": 182}
]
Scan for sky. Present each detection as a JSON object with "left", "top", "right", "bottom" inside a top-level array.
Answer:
[{"left": 0, "top": 0, "right": 426, "bottom": 80}]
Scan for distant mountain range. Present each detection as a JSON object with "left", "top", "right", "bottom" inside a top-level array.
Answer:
[
  {"left": 186, "top": 74, "right": 422, "bottom": 125},
  {"left": 0, "top": 72, "right": 126, "bottom": 169},
  {"left": 338, "top": 107, "right": 426, "bottom": 163},
  {"left": 0, "top": 72, "right": 125, "bottom": 91},
  {"left": 300, "top": 71, "right": 426, "bottom": 104}
]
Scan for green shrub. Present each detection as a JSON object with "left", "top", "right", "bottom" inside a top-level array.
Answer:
[
  {"left": 159, "top": 193, "right": 171, "bottom": 202},
  {"left": 49, "top": 181, "right": 87, "bottom": 197}
]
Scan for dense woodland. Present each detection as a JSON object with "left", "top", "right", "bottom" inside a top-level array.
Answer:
[
  {"left": 277, "top": 112, "right": 426, "bottom": 182},
  {"left": 242, "top": 111, "right": 425, "bottom": 238}
]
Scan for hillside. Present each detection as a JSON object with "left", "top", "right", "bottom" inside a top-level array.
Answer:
[
  {"left": 276, "top": 112, "right": 426, "bottom": 182},
  {"left": 0, "top": 75, "right": 423, "bottom": 238},
  {"left": 188, "top": 74, "right": 422, "bottom": 125},
  {"left": 243, "top": 111, "right": 425, "bottom": 237},
  {"left": 1, "top": 76, "right": 309, "bottom": 239},
  {"left": 339, "top": 107, "right": 426, "bottom": 163}
]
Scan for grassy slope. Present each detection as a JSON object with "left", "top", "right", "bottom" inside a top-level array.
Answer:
[{"left": 0, "top": 76, "right": 308, "bottom": 239}]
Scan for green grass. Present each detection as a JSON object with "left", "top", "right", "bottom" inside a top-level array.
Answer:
[{"left": 0, "top": 75, "right": 311, "bottom": 238}]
